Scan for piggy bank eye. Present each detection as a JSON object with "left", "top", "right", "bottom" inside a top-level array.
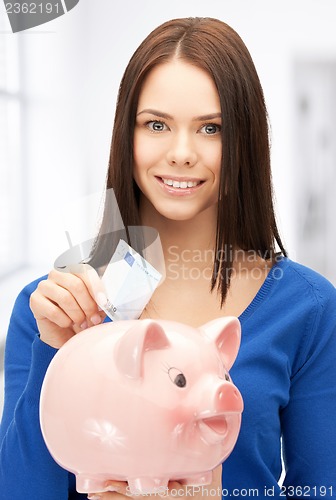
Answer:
[
  {"left": 168, "top": 367, "right": 187, "bottom": 388},
  {"left": 225, "top": 373, "right": 230, "bottom": 382},
  {"left": 174, "top": 373, "right": 187, "bottom": 388}
]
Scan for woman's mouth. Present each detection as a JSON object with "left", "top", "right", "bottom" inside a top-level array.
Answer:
[
  {"left": 156, "top": 176, "right": 204, "bottom": 195},
  {"left": 162, "top": 178, "right": 202, "bottom": 189}
]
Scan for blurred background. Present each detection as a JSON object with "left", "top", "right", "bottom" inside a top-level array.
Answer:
[{"left": 0, "top": 0, "right": 336, "bottom": 411}]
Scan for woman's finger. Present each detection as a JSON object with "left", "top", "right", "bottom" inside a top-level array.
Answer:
[
  {"left": 34, "top": 279, "right": 87, "bottom": 326},
  {"left": 30, "top": 290, "right": 78, "bottom": 328},
  {"left": 56, "top": 263, "right": 108, "bottom": 306},
  {"left": 87, "top": 478, "right": 130, "bottom": 500},
  {"left": 30, "top": 265, "right": 106, "bottom": 348},
  {"left": 47, "top": 267, "right": 104, "bottom": 325}
]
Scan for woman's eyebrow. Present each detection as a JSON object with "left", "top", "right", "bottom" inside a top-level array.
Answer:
[
  {"left": 137, "top": 109, "right": 173, "bottom": 119},
  {"left": 193, "top": 112, "right": 222, "bottom": 121},
  {"left": 136, "top": 109, "right": 222, "bottom": 121}
]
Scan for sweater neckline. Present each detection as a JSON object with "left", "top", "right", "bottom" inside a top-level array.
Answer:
[
  {"left": 103, "top": 256, "right": 289, "bottom": 325},
  {"left": 238, "top": 256, "right": 288, "bottom": 323}
]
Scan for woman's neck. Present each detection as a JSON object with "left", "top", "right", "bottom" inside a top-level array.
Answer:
[{"left": 139, "top": 197, "right": 218, "bottom": 264}]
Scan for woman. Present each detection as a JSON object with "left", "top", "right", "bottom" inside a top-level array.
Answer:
[{"left": 1, "top": 17, "right": 335, "bottom": 500}]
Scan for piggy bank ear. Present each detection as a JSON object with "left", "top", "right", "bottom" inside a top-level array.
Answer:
[
  {"left": 201, "top": 317, "right": 241, "bottom": 370},
  {"left": 115, "top": 320, "right": 170, "bottom": 379}
]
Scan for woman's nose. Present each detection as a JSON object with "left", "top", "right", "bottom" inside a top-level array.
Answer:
[{"left": 166, "top": 132, "right": 198, "bottom": 167}]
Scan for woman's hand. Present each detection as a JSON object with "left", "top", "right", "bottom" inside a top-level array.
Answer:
[
  {"left": 87, "top": 466, "right": 222, "bottom": 500},
  {"left": 87, "top": 481, "right": 189, "bottom": 500},
  {"left": 30, "top": 264, "right": 106, "bottom": 349}
]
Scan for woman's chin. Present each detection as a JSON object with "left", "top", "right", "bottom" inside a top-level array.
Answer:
[
  {"left": 155, "top": 207, "right": 201, "bottom": 222},
  {"left": 138, "top": 193, "right": 218, "bottom": 225}
]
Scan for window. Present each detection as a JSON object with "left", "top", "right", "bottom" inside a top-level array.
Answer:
[
  {"left": 0, "top": 18, "right": 26, "bottom": 278},
  {"left": 293, "top": 60, "right": 336, "bottom": 284}
]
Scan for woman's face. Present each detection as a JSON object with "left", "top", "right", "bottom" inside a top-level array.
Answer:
[{"left": 133, "top": 59, "right": 222, "bottom": 222}]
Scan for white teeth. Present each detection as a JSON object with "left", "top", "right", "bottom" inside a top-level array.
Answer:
[{"left": 162, "top": 178, "right": 200, "bottom": 189}]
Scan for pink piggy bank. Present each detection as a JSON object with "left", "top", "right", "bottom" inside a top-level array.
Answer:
[{"left": 39, "top": 317, "right": 243, "bottom": 495}]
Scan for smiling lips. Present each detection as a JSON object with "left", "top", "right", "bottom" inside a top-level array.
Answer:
[{"left": 156, "top": 176, "right": 204, "bottom": 193}]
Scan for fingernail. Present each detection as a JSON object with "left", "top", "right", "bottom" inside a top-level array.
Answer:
[
  {"left": 104, "top": 482, "right": 122, "bottom": 493},
  {"left": 90, "top": 313, "right": 102, "bottom": 325},
  {"left": 96, "top": 291, "right": 108, "bottom": 308},
  {"left": 80, "top": 320, "right": 88, "bottom": 329},
  {"left": 87, "top": 495, "right": 101, "bottom": 500},
  {"left": 106, "top": 486, "right": 121, "bottom": 492}
]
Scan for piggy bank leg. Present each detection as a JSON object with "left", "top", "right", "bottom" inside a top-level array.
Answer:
[
  {"left": 180, "top": 471, "right": 213, "bottom": 486},
  {"left": 128, "top": 477, "right": 169, "bottom": 495},
  {"left": 76, "top": 473, "right": 109, "bottom": 493}
]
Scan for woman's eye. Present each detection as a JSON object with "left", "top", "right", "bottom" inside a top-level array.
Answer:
[
  {"left": 146, "top": 121, "right": 167, "bottom": 132},
  {"left": 200, "top": 123, "right": 221, "bottom": 135}
]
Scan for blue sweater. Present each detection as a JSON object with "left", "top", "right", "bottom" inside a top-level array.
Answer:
[{"left": 0, "top": 258, "right": 335, "bottom": 499}]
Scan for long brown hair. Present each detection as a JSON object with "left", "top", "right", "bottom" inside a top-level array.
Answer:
[{"left": 90, "top": 17, "right": 287, "bottom": 303}]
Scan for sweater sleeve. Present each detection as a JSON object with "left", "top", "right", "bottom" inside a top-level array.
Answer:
[
  {"left": 280, "top": 281, "right": 336, "bottom": 498},
  {"left": 0, "top": 278, "right": 69, "bottom": 500}
]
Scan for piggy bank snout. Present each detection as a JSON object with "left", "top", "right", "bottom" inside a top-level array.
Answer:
[{"left": 215, "top": 383, "right": 243, "bottom": 413}]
